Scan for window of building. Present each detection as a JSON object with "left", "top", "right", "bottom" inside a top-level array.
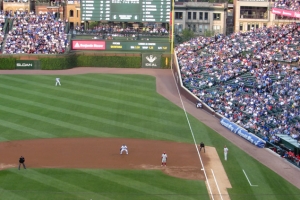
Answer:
[
  {"left": 256, "top": 24, "right": 259, "bottom": 29},
  {"left": 204, "top": 12, "right": 208, "bottom": 20},
  {"left": 77, "top": 10, "right": 79, "bottom": 17},
  {"left": 199, "top": 12, "right": 203, "bottom": 20},
  {"left": 175, "top": 12, "right": 183, "bottom": 19},
  {"left": 247, "top": 23, "right": 251, "bottom": 31},
  {"left": 240, "top": 6, "right": 268, "bottom": 19},
  {"left": 204, "top": 25, "right": 208, "bottom": 31},
  {"left": 199, "top": 24, "right": 203, "bottom": 32},
  {"left": 70, "top": 10, "right": 74, "bottom": 17},
  {"left": 193, "top": 12, "right": 197, "bottom": 20},
  {"left": 213, "top": 13, "right": 221, "bottom": 20},
  {"left": 239, "top": 23, "right": 243, "bottom": 31},
  {"left": 188, "top": 12, "right": 191, "bottom": 20},
  {"left": 213, "top": 25, "right": 220, "bottom": 30},
  {"left": 193, "top": 24, "right": 196, "bottom": 31}
]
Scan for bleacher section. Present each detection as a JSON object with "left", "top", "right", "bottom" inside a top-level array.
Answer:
[
  {"left": 176, "top": 23, "right": 300, "bottom": 168},
  {"left": 0, "top": 11, "right": 69, "bottom": 54}
]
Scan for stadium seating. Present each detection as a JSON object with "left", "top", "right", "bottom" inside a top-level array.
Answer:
[
  {"left": 176, "top": 23, "right": 300, "bottom": 166},
  {"left": 274, "top": 0, "right": 300, "bottom": 11},
  {"left": 0, "top": 11, "right": 7, "bottom": 50},
  {"left": 2, "top": 11, "right": 68, "bottom": 54}
]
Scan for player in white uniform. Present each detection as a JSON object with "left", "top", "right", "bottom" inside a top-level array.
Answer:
[
  {"left": 120, "top": 144, "right": 128, "bottom": 155},
  {"left": 161, "top": 152, "right": 167, "bottom": 166},
  {"left": 55, "top": 78, "right": 61, "bottom": 86},
  {"left": 224, "top": 145, "right": 228, "bottom": 161}
]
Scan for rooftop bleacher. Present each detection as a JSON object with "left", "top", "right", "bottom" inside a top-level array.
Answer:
[
  {"left": 274, "top": 0, "right": 300, "bottom": 11},
  {"left": 2, "top": 11, "right": 68, "bottom": 54}
]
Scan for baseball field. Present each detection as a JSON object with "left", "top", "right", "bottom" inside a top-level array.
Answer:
[{"left": 0, "top": 68, "right": 299, "bottom": 200}]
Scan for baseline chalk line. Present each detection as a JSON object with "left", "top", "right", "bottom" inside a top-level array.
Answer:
[
  {"left": 211, "top": 169, "right": 224, "bottom": 200},
  {"left": 243, "top": 169, "right": 258, "bottom": 187}
]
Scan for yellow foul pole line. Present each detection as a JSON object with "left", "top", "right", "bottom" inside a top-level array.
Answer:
[{"left": 170, "top": 0, "right": 175, "bottom": 67}]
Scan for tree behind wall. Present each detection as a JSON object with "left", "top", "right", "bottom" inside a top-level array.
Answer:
[{"left": 181, "top": 28, "right": 195, "bottom": 42}]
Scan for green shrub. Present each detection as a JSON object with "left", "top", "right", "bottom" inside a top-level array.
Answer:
[
  {"left": 40, "top": 54, "right": 76, "bottom": 70},
  {"left": 76, "top": 55, "right": 140, "bottom": 68},
  {"left": 0, "top": 57, "right": 16, "bottom": 69}
]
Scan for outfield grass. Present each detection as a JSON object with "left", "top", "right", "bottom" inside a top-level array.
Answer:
[{"left": 0, "top": 74, "right": 299, "bottom": 200}]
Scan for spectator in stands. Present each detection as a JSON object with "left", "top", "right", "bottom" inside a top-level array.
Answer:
[
  {"left": 176, "top": 23, "right": 300, "bottom": 163},
  {"left": 3, "top": 11, "right": 68, "bottom": 54}
]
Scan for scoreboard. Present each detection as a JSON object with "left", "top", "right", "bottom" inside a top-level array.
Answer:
[
  {"left": 72, "top": 40, "right": 170, "bottom": 51},
  {"left": 81, "top": 0, "right": 171, "bottom": 22}
]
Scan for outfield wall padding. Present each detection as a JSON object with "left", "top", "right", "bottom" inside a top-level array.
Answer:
[{"left": 0, "top": 52, "right": 171, "bottom": 70}]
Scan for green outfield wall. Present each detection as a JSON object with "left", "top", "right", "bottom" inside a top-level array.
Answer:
[{"left": 0, "top": 52, "right": 171, "bottom": 70}]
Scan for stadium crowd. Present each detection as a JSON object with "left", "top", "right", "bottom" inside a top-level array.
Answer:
[
  {"left": 0, "top": 11, "right": 6, "bottom": 49},
  {"left": 2, "top": 11, "right": 68, "bottom": 54},
  {"left": 176, "top": 23, "right": 300, "bottom": 165},
  {"left": 74, "top": 24, "right": 168, "bottom": 39},
  {"left": 274, "top": 0, "right": 300, "bottom": 11}
]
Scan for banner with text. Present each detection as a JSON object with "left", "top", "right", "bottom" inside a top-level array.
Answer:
[
  {"left": 72, "top": 40, "right": 106, "bottom": 50},
  {"left": 272, "top": 8, "right": 300, "bottom": 18},
  {"left": 220, "top": 118, "right": 266, "bottom": 148},
  {"left": 15, "top": 60, "right": 35, "bottom": 69},
  {"left": 142, "top": 54, "right": 161, "bottom": 68}
]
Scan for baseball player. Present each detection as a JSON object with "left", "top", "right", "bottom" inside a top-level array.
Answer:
[
  {"left": 224, "top": 145, "right": 229, "bottom": 161},
  {"left": 18, "top": 156, "right": 26, "bottom": 170},
  {"left": 55, "top": 77, "right": 61, "bottom": 86},
  {"left": 120, "top": 144, "right": 128, "bottom": 155},
  {"left": 161, "top": 152, "right": 167, "bottom": 166},
  {"left": 199, "top": 142, "right": 205, "bottom": 153}
]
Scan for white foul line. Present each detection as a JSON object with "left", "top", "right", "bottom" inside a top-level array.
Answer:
[
  {"left": 171, "top": 68, "right": 214, "bottom": 200},
  {"left": 243, "top": 169, "right": 258, "bottom": 187},
  {"left": 211, "top": 169, "right": 224, "bottom": 200}
]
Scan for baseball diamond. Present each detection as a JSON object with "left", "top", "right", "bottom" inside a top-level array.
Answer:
[{"left": 0, "top": 68, "right": 299, "bottom": 200}]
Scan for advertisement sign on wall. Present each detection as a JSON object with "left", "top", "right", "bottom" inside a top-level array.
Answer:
[
  {"left": 272, "top": 8, "right": 300, "bottom": 19},
  {"left": 142, "top": 54, "right": 161, "bottom": 68},
  {"left": 105, "top": 41, "right": 170, "bottom": 51},
  {"left": 220, "top": 118, "right": 266, "bottom": 148},
  {"left": 15, "top": 60, "right": 35, "bottom": 69},
  {"left": 72, "top": 40, "right": 106, "bottom": 50}
]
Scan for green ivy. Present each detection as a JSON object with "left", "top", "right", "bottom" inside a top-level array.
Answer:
[
  {"left": 76, "top": 55, "right": 141, "bottom": 68},
  {"left": 40, "top": 54, "right": 76, "bottom": 70},
  {"left": 0, "top": 53, "right": 171, "bottom": 70},
  {"left": 0, "top": 57, "right": 16, "bottom": 69}
]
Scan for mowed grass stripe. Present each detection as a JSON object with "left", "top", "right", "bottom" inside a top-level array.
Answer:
[
  {"left": 0, "top": 75, "right": 181, "bottom": 116},
  {"left": 95, "top": 74, "right": 154, "bottom": 85},
  {"left": 0, "top": 187, "right": 28, "bottom": 200},
  {"left": 77, "top": 74, "right": 155, "bottom": 92},
  {"left": 10, "top": 169, "right": 111, "bottom": 200},
  {"left": 0, "top": 84, "right": 186, "bottom": 129},
  {"left": 0, "top": 93, "right": 186, "bottom": 142},
  {"left": 0, "top": 105, "right": 112, "bottom": 138},
  {"left": 79, "top": 169, "right": 196, "bottom": 200},
  {"left": 0, "top": 119, "right": 55, "bottom": 139}
]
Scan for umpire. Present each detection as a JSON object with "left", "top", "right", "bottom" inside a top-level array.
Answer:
[
  {"left": 18, "top": 156, "right": 26, "bottom": 170},
  {"left": 199, "top": 142, "right": 205, "bottom": 153}
]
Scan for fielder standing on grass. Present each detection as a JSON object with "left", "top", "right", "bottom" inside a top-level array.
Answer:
[
  {"left": 161, "top": 152, "right": 167, "bottom": 166},
  {"left": 224, "top": 145, "right": 229, "bottom": 161},
  {"left": 55, "top": 77, "right": 61, "bottom": 86}
]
